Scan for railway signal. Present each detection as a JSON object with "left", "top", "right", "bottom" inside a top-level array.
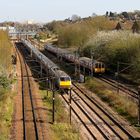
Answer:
[
  {"left": 115, "top": 61, "right": 134, "bottom": 94},
  {"left": 52, "top": 89, "right": 55, "bottom": 124},
  {"left": 90, "top": 50, "right": 94, "bottom": 77},
  {"left": 69, "top": 88, "right": 72, "bottom": 124},
  {"left": 138, "top": 86, "right": 140, "bottom": 125}
]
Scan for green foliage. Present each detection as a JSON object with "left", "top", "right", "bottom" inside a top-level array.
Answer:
[
  {"left": 0, "top": 30, "right": 12, "bottom": 73},
  {"left": 35, "top": 32, "right": 48, "bottom": 41},
  {"left": 46, "top": 16, "right": 115, "bottom": 48},
  {"left": 84, "top": 77, "right": 137, "bottom": 124},
  {"left": 83, "top": 31, "right": 140, "bottom": 78},
  {"left": 0, "top": 93, "right": 14, "bottom": 140},
  {"left": 0, "top": 88, "right": 8, "bottom": 101},
  {"left": 0, "top": 75, "right": 10, "bottom": 89},
  {"left": 57, "top": 24, "right": 90, "bottom": 48},
  {"left": 0, "top": 30, "right": 12, "bottom": 87},
  {"left": 40, "top": 90, "right": 79, "bottom": 140},
  {"left": 0, "top": 30, "right": 13, "bottom": 139},
  {"left": 52, "top": 123, "right": 79, "bottom": 140}
]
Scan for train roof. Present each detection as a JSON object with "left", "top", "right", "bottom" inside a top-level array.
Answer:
[
  {"left": 55, "top": 70, "right": 70, "bottom": 78},
  {"left": 79, "top": 57, "right": 102, "bottom": 64},
  {"left": 46, "top": 44, "right": 71, "bottom": 55},
  {"left": 22, "top": 39, "right": 71, "bottom": 79},
  {"left": 22, "top": 39, "right": 60, "bottom": 70}
]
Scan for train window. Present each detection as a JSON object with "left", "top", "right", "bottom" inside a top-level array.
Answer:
[
  {"left": 99, "top": 63, "right": 101, "bottom": 68},
  {"left": 60, "top": 77, "right": 65, "bottom": 81},
  {"left": 95, "top": 63, "right": 98, "bottom": 68},
  {"left": 102, "top": 64, "right": 105, "bottom": 68},
  {"left": 60, "top": 77, "right": 70, "bottom": 81}
]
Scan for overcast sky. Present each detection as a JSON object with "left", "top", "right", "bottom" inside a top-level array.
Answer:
[{"left": 0, "top": 0, "right": 140, "bottom": 23}]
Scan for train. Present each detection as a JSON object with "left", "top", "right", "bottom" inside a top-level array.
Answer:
[
  {"left": 21, "top": 39, "right": 71, "bottom": 90},
  {"left": 45, "top": 44, "right": 105, "bottom": 74}
]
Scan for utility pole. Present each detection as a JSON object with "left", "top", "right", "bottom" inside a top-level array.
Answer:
[
  {"left": 75, "top": 51, "right": 78, "bottom": 81},
  {"left": 69, "top": 88, "right": 72, "bottom": 124},
  {"left": 52, "top": 78, "right": 55, "bottom": 124},
  {"left": 138, "top": 86, "right": 140, "bottom": 125},
  {"left": 40, "top": 55, "right": 43, "bottom": 77},
  {"left": 91, "top": 50, "right": 94, "bottom": 76},
  {"left": 117, "top": 61, "right": 120, "bottom": 93},
  {"left": 52, "top": 89, "right": 55, "bottom": 124},
  {"left": 78, "top": 56, "right": 80, "bottom": 81},
  {"left": 30, "top": 49, "right": 33, "bottom": 58},
  {"left": 46, "top": 77, "right": 48, "bottom": 96},
  {"left": 83, "top": 65, "right": 85, "bottom": 76}
]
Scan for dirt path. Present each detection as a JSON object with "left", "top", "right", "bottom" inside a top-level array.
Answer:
[{"left": 10, "top": 43, "right": 52, "bottom": 140}]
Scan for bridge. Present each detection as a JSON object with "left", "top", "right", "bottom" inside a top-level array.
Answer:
[{"left": 9, "top": 31, "right": 37, "bottom": 40}]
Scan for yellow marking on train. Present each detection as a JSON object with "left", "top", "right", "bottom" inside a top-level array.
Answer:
[{"left": 60, "top": 81, "right": 71, "bottom": 86}]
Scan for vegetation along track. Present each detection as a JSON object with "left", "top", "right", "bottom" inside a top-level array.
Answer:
[
  {"left": 98, "top": 75, "right": 138, "bottom": 101},
  {"left": 64, "top": 82, "right": 137, "bottom": 140},
  {"left": 16, "top": 43, "right": 39, "bottom": 140},
  {"left": 29, "top": 39, "right": 138, "bottom": 102}
]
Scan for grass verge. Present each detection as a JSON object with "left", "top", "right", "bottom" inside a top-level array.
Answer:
[
  {"left": 0, "top": 89, "right": 15, "bottom": 140},
  {"left": 0, "top": 30, "right": 15, "bottom": 139},
  {"left": 84, "top": 77, "right": 138, "bottom": 128},
  {"left": 40, "top": 90, "right": 80, "bottom": 140}
]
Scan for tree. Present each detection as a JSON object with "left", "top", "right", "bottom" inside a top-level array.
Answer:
[
  {"left": 109, "top": 12, "right": 114, "bottom": 17},
  {"left": 132, "top": 21, "right": 139, "bottom": 33},
  {"left": 92, "top": 13, "right": 97, "bottom": 18},
  {"left": 71, "top": 15, "right": 81, "bottom": 21},
  {"left": 106, "top": 11, "right": 108, "bottom": 17},
  {"left": 122, "top": 12, "right": 129, "bottom": 19}
]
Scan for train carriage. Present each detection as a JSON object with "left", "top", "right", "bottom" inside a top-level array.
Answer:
[
  {"left": 45, "top": 44, "right": 106, "bottom": 74},
  {"left": 21, "top": 39, "right": 72, "bottom": 90}
]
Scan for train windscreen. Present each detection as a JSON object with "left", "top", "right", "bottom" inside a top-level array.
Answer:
[{"left": 60, "top": 77, "right": 70, "bottom": 81}]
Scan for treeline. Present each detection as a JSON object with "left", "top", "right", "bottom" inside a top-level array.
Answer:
[
  {"left": 45, "top": 16, "right": 116, "bottom": 47},
  {"left": 46, "top": 16, "right": 140, "bottom": 80},
  {"left": 82, "top": 31, "right": 140, "bottom": 79},
  {"left": 0, "top": 30, "right": 13, "bottom": 98},
  {"left": 0, "top": 30, "right": 13, "bottom": 139}
]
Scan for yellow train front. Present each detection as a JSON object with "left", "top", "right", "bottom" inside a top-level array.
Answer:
[
  {"left": 56, "top": 70, "right": 71, "bottom": 90},
  {"left": 79, "top": 57, "right": 105, "bottom": 74},
  {"left": 94, "top": 62, "right": 105, "bottom": 73}
]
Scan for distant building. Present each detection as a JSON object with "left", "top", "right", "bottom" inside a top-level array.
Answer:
[{"left": 0, "top": 26, "right": 16, "bottom": 33}]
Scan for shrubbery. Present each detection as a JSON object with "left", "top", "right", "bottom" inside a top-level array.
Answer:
[
  {"left": 83, "top": 31, "right": 140, "bottom": 79},
  {"left": 0, "top": 30, "right": 13, "bottom": 138},
  {"left": 46, "top": 16, "right": 116, "bottom": 48},
  {"left": 0, "top": 75, "right": 11, "bottom": 89},
  {"left": 0, "top": 30, "right": 12, "bottom": 90},
  {"left": 47, "top": 16, "right": 140, "bottom": 80}
]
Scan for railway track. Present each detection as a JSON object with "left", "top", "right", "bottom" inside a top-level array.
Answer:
[
  {"left": 69, "top": 82, "right": 139, "bottom": 140},
  {"left": 16, "top": 43, "right": 39, "bottom": 140},
  {"left": 98, "top": 75, "right": 138, "bottom": 101},
  {"left": 28, "top": 39, "right": 140, "bottom": 139},
  {"left": 29, "top": 39, "right": 139, "bottom": 102}
]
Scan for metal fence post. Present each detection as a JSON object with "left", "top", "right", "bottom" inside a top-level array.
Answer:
[
  {"left": 46, "top": 78, "right": 48, "bottom": 96},
  {"left": 138, "top": 86, "right": 140, "bottom": 125},
  {"left": 52, "top": 89, "right": 55, "bottom": 124},
  {"left": 69, "top": 88, "right": 72, "bottom": 124},
  {"left": 117, "top": 61, "right": 119, "bottom": 93}
]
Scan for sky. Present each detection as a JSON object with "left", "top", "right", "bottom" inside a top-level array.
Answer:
[{"left": 0, "top": 0, "right": 140, "bottom": 23}]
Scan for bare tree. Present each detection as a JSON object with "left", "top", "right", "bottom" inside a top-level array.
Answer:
[{"left": 71, "top": 14, "right": 81, "bottom": 21}]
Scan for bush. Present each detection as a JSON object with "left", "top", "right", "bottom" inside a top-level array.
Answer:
[
  {"left": 0, "top": 30, "right": 13, "bottom": 139},
  {"left": 46, "top": 16, "right": 116, "bottom": 48},
  {"left": 84, "top": 77, "right": 137, "bottom": 123},
  {"left": 0, "top": 75, "right": 10, "bottom": 89},
  {"left": 83, "top": 31, "right": 140, "bottom": 78}
]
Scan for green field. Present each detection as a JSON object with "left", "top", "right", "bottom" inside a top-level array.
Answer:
[{"left": 0, "top": 30, "right": 15, "bottom": 139}]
